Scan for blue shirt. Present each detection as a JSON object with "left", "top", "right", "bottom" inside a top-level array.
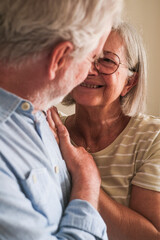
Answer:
[{"left": 0, "top": 88, "right": 108, "bottom": 240}]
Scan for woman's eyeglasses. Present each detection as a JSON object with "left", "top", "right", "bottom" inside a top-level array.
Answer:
[{"left": 94, "top": 51, "right": 128, "bottom": 75}]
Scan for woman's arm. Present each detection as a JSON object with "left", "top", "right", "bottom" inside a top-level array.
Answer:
[{"left": 99, "top": 186, "right": 160, "bottom": 240}]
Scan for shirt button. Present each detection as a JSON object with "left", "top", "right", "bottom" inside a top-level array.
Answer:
[
  {"left": 21, "top": 102, "right": 30, "bottom": 111},
  {"left": 54, "top": 166, "right": 59, "bottom": 174},
  {"left": 32, "top": 175, "right": 37, "bottom": 184}
]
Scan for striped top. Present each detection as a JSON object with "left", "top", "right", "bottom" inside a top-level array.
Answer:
[{"left": 60, "top": 113, "right": 160, "bottom": 207}]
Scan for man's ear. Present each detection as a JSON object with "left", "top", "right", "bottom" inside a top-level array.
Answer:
[
  {"left": 121, "top": 72, "right": 138, "bottom": 97},
  {"left": 48, "top": 41, "right": 73, "bottom": 80}
]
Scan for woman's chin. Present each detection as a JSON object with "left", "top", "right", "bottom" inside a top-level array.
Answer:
[{"left": 75, "top": 99, "right": 102, "bottom": 108}]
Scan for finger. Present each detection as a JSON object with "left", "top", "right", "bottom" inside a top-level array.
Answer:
[
  {"left": 49, "top": 107, "right": 62, "bottom": 128},
  {"left": 47, "top": 110, "right": 59, "bottom": 144},
  {"left": 47, "top": 109, "right": 56, "bottom": 130},
  {"left": 50, "top": 108, "right": 73, "bottom": 154}
]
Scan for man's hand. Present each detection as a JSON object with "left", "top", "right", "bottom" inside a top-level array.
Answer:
[{"left": 47, "top": 107, "right": 101, "bottom": 209}]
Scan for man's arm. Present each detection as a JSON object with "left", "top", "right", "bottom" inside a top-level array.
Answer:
[
  {"left": 0, "top": 157, "right": 107, "bottom": 240},
  {"left": 0, "top": 108, "right": 108, "bottom": 240}
]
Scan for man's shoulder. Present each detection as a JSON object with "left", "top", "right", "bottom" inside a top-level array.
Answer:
[{"left": 0, "top": 88, "right": 22, "bottom": 124}]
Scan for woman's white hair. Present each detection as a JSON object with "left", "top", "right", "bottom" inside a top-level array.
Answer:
[
  {"left": 0, "top": 0, "right": 123, "bottom": 66},
  {"left": 62, "top": 21, "right": 147, "bottom": 116},
  {"left": 112, "top": 22, "right": 147, "bottom": 116}
]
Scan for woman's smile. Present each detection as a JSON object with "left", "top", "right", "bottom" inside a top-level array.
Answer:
[{"left": 80, "top": 82, "right": 105, "bottom": 89}]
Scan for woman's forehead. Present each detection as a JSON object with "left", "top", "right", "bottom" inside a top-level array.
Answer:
[{"left": 103, "top": 31, "right": 126, "bottom": 59}]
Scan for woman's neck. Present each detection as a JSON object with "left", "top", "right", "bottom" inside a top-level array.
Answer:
[{"left": 65, "top": 104, "right": 130, "bottom": 153}]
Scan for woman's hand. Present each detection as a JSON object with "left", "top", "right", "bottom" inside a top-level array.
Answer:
[
  {"left": 47, "top": 107, "right": 59, "bottom": 144},
  {"left": 47, "top": 107, "right": 101, "bottom": 209}
]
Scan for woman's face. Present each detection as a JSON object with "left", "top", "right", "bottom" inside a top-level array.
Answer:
[{"left": 71, "top": 31, "right": 132, "bottom": 109}]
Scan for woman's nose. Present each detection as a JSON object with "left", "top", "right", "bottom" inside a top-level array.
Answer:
[{"left": 88, "top": 61, "right": 99, "bottom": 76}]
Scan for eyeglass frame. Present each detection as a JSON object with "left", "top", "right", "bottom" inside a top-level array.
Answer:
[{"left": 94, "top": 51, "right": 129, "bottom": 75}]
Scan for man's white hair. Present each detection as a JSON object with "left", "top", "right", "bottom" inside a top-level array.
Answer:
[{"left": 0, "top": 0, "right": 123, "bottom": 66}]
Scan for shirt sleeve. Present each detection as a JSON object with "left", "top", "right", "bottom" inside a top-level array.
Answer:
[
  {"left": 59, "top": 200, "right": 108, "bottom": 239},
  {"left": 0, "top": 156, "right": 108, "bottom": 240},
  {"left": 131, "top": 132, "right": 160, "bottom": 192}
]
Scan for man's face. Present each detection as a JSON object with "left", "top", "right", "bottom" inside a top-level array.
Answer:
[{"left": 47, "top": 25, "right": 111, "bottom": 109}]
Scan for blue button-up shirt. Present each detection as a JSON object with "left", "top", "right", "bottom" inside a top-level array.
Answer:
[{"left": 0, "top": 88, "right": 108, "bottom": 240}]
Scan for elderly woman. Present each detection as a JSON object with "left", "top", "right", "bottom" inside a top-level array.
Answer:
[{"left": 48, "top": 22, "right": 160, "bottom": 240}]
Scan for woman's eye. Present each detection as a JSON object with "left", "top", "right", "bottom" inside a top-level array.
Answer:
[{"left": 103, "top": 58, "right": 116, "bottom": 65}]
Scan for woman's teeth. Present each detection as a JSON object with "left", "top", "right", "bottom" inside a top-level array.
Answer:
[{"left": 80, "top": 83, "right": 102, "bottom": 88}]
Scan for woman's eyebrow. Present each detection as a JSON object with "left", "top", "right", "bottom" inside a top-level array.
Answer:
[
  {"left": 103, "top": 50, "right": 113, "bottom": 55},
  {"left": 103, "top": 50, "right": 108, "bottom": 54},
  {"left": 101, "top": 51, "right": 110, "bottom": 57}
]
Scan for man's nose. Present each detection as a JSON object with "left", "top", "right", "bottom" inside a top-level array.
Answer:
[{"left": 88, "top": 61, "right": 99, "bottom": 76}]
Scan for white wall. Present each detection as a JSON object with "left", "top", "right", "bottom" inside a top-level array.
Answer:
[
  {"left": 57, "top": 0, "right": 160, "bottom": 116},
  {"left": 123, "top": 0, "right": 160, "bottom": 116}
]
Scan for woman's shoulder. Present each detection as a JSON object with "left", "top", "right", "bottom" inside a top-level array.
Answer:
[{"left": 131, "top": 113, "right": 160, "bottom": 132}]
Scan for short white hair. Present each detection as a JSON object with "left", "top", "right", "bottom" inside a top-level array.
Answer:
[
  {"left": 62, "top": 21, "right": 147, "bottom": 117},
  {"left": 0, "top": 0, "right": 123, "bottom": 66}
]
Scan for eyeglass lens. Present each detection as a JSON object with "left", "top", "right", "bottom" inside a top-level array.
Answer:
[{"left": 95, "top": 52, "right": 120, "bottom": 75}]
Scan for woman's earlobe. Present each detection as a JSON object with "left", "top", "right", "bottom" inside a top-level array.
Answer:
[{"left": 121, "top": 72, "right": 138, "bottom": 97}]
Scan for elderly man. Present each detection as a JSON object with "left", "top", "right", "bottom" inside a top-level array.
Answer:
[{"left": 0, "top": 0, "right": 123, "bottom": 239}]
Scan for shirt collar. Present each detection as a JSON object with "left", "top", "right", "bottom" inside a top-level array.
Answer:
[{"left": 0, "top": 88, "right": 33, "bottom": 123}]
